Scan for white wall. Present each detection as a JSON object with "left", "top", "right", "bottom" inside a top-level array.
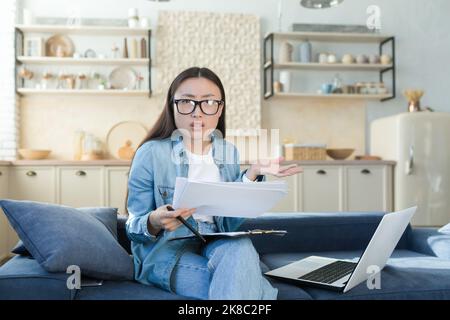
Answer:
[
  {"left": 0, "top": 0, "right": 19, "bottom": 161},
  {"left": 18, "top": 0, "right": 450, "bottom": 153}
]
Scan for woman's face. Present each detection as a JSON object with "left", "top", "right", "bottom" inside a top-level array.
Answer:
[{"left": 173, "top": 77, "right": 223, "bottom": 142}]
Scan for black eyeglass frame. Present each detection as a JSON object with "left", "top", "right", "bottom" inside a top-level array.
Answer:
[{"left": 173, "top": 99, "right": 224, "bottom": 116}]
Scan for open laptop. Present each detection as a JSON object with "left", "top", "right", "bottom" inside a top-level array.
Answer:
[{"left": 265, "top": 207, "right": 417, "bottom": 293}]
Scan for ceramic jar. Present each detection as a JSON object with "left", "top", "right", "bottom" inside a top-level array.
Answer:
[
  {"left": 279, "top": 41, "right": 294, "bottom": 63},
  {"left": 369, "top": 54, "right": 381, "bottom": 64},
  {"left": 279, "top": 71, "right": 291, "bottom": 92},
  {"left": 327, "top": 53, "right": 338, "bottom": 64},
  {"left": 318, "top": 53, "right": 328, "bottom": 64},
  {"left": 381, "top": 54, "right": 392, "bottom": 65},
  {"left": 356, "top": 54, "right": 369, "bottom": 64},
  {"left": 342, "top": 54, "right": 354, "bottom": 64}
]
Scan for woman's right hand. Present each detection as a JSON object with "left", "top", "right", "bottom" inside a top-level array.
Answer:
[{"left": 148, "top": 205, "right": 196, "bottom": 234}]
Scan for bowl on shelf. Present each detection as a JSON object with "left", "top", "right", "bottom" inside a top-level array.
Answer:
[
  {"left": 326, "top": 148, "right": 355, "bottom": 160},
  {"left": 18, "top": 149, "right": 51, "bottom": 160}
]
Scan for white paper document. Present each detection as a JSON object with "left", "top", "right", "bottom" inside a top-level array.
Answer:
[{"left": 172, "top": 177, "right": 288, "bottom": 218}]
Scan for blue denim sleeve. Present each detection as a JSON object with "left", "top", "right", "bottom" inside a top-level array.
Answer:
[
  {"left": 125, "top": 143, "right": 159, "bottom": 243},
  {"left": 233, "top": 145, "right": 266, "bottom": 183}
]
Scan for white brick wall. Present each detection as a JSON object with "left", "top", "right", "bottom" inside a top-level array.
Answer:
[{"left": 0, "top": 0, "right": 19, "bottom": 160}]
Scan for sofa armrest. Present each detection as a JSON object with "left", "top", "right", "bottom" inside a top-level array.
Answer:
[
  {"left": 238, "top": 212, "right": 409, "bottom": 255},
  {"left": 408, "top": 228, "right": 450, "bottom": 259}
]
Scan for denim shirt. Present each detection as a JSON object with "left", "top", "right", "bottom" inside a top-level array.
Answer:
[{"left": 126, "top": 130, "right": 263, "bottom": 292}]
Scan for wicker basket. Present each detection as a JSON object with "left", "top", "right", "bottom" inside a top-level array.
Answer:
[{"left": 284, "top": 144, "right": 327, "bottom": 161}]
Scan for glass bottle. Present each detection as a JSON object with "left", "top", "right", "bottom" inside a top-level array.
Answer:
[
  {"left": 73, "top": 130, "right": 85, "bottom": 161},
  {"left": 81, "top": 133, "right": 94, "bottom": 160},
  {"left": 332, "top": 74, "right": 343, "bottom": 94},
  {"left": 299, "top": 39, "right": 312, "bottom": 63}
]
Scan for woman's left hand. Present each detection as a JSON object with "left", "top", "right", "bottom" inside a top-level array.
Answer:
[{"left": 246, "top": 156, "right": 303, "bottom": 181}]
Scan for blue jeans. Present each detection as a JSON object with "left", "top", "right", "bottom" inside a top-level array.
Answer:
[{"left": 170, "top": 221, "right": 278, "bottom": 300}]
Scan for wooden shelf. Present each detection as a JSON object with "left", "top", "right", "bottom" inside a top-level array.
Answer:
[
  {"left": 266, "top": 31, "right": 392, "bottom": 43},
  {"left": 15, "top": 24, "right": 150, "bottom": 36},
  {"left": 266, "top": 61, "right": 393, "bottom": 71},
  {"left": 17, "top": 89, "right": 149, "bottom": 97},
  {"left": 17, "top": 56, "right": 150, "bottom": 66},
  {"left": 266, "top": 92, "right": 392, "bottom": 100},
  {"left": 15, "top": 24, "right": 153, "bottom": 97}
]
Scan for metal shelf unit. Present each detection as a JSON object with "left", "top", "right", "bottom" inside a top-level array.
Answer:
[{"left": 263, "top": 32, "right": 396, "bottom": 102}]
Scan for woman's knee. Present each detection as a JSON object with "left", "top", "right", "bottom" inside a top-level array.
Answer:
[{"left": 210, "top": 237, "right": 258, "bottom": 259}]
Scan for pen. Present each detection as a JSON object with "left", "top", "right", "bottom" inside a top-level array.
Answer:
[{"left": 167, "top": 205, "right": 207, "bottom": 243}]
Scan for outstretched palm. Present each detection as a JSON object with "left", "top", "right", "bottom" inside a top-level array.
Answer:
[{"left": 248, "top": 157, "right": 303, "bottom": 180}]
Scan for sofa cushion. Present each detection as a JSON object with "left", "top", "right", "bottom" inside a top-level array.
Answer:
[
  {"left": 0, "top": 199, "right": 133, "bottom": 280},
  {"left": 73, "top": 280, "right": 192, "bottom": 300},
  {"left": 116, "top": 212, "right": 413, "bottom": 256},
  {"left": 239, "top": 212, "right": 411, "bottom": 254},
  {"left": 0, "top": 255, "right": 183, "bottom": 301},
  {"left": 261, "top": 250, "right": 450, "bottom": 300},
  {"left": 408, "top": 228, "right": 450, "bottom": 260},
  {"left": 0, "top": 255, "right": 76, "bottom": 300},
  {"left": 439, "top": 222, "right": 450, "bottom": 234},
  {"left": 11, "top": 207, "right": 119, "bottom": 256}
]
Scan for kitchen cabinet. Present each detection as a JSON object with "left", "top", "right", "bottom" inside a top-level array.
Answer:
[
  {"left": 57, "top": 167, "right": 104, "bottom": 207},
  {"left": 9, "top": 167, "right": 56, "bottom": 203},
  {"left": 105, "top": 167, "right": 130, "bottom": 215},
  {"left": 3, "top": 161, "right": 393, "bottom": 224},
  {"left": 346, "top": 166, "right": 392, "bottom": 212},
  {"left": 301, "top": 166, "right": 343, "bottom": 212},
  {"left": 266, "top": 174, "right": 298, "bottom": 212},
  {"left": 0, "top": 166, "right": 11, "bottom": 260},
  {"left": 7, "top": 164, "right": 128, "bottom": 212},
  {"left": 244, "top": 162, "right": 394, "bottom": 213},
  {"left": 0, "top": 166, "right": 8, "bottom": 199}
]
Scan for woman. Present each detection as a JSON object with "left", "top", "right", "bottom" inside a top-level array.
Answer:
[{"left": 126, "top": 67, "right": 302, "bottom": 300}]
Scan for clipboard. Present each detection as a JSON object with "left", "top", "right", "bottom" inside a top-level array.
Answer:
[{"left": 169, "top": 229, "right": 287, "bottom": 241}]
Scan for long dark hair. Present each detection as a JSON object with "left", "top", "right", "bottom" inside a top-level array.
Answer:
[{"left": 123, "top": 67, "right": 227, "bottom": 215}]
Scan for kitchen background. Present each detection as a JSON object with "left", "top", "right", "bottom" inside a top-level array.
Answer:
[
  {"left": 1, "top": 0, "right": 449, "bottom": 161},
  {"left": 1, "top": 0, "right": 450, "bottom": 257}
]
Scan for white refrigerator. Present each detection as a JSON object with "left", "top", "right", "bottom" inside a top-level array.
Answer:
[{"left": 371, "top": 112, "right": 450, "bottom": 227}]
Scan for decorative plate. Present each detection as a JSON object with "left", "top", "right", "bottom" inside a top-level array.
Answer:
[
  {"left": 84, "top": 49, "right": 97, "bottom": 58},
  {"left": 108, "top": 67, "right": 137, "bottom": 90},
  {"left": 106, "top": 121, "right": 148, "bottom": 160},
  {"left": 45, "top": 34, "right": 75, "bottom": 57}
]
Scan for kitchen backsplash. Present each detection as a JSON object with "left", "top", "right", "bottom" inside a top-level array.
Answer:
[{"left": 20, "top": 94, "right": 365, "bottom": 161}]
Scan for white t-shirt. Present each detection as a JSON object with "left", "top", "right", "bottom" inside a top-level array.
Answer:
[
  {"left": 185, "top": 147, "right": 254, "bottom": 224},
  {"left": 185, "top": 148, "right": 220, "bottom": 223}
]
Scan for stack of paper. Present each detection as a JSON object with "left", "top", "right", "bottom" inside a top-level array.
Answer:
[{"left": 172, "top": 177, "right": 288, "bottom": 218}]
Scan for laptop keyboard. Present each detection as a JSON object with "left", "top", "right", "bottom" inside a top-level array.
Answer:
[{"left": 298, "top": 261, "right": 357, "bottom": 284}]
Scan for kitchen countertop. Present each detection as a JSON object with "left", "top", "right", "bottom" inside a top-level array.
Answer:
[
  {"left": 278, "top": 160, "right": 396, "bottom": 166},
  {"left": 0, "top": 159, "right": 397, "bottom": 166}
]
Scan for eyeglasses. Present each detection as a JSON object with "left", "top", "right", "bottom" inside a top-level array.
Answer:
[{"left": 174, "top": 99, "right": 223, "bottom": 116}]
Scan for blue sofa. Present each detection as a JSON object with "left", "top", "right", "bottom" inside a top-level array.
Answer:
[{"left": 1, "top": 212, "right": 450, "bottom": 300}]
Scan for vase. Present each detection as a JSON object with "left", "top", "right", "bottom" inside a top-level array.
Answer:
[
  {"left": 299, "top": 40, "right": 312, "bottom": 63},
  {"left": 279, "top": 41, "right": 294, "bottom": 63},
  {"left": 279, "top": 71, "right": 291, "bottom": 92}
]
